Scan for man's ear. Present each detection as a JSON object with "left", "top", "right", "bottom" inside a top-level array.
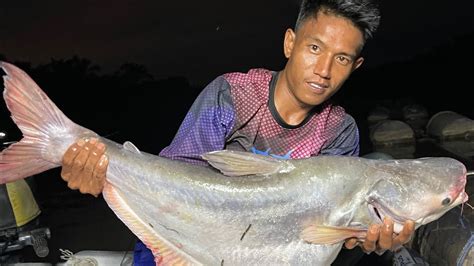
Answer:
[
  {"left": 284, "top": 28, "right": 296, "bottom": 59},
  {"left": 353, "top": 57, "right": 364, "bottom": 71}
]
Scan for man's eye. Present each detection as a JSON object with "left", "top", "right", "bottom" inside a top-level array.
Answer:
[
  {"left": 336, "top": 56, "right": 350, "bottom": 65},
  {"left": 310, "top": 45, "right": 320, "bottom": 52}
]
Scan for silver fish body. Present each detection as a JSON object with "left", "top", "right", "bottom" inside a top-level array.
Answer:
[{"left": 105, "top": 142, "right": 366, "bottom": 265}]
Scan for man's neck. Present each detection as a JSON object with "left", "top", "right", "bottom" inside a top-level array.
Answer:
[{"left": 273, "top": 71, "right": 314, "bottom": 126}]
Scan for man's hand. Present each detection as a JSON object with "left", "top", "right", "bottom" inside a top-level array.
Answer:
[
  {"left": 61, "top": 137, "right": 108, "bottom": 197},
  {"left": 344, "top": 218, "right": 415, "bottom": 254}
]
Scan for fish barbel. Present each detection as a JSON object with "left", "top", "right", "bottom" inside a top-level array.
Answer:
[{"left": 0, "top": 62, "right": 469, "bottom": 265}]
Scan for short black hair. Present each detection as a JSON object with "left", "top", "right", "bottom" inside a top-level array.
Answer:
[{"left": 295, "top": 0, "right": 381, "bottom": 42}]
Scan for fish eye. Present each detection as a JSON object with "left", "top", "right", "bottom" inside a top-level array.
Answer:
[{"left": 442, "top": 197, "right": 451, "bottom": 206}]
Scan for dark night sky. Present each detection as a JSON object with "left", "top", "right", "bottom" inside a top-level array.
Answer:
[{"left": 1, "top": 0, "right": 474, "bottom": 85}]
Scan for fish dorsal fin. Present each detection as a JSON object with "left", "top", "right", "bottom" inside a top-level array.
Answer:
[
  {"left": 201, "top": 150, "right": 295, "bottom": 176},
  {"left": 301, "top": 224, "right": 367, "bottom": 245},
  {"left": 123, "top": 141, "right": 141, "bottom": 154}
]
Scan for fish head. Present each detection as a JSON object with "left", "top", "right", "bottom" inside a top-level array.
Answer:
[{"left": 364, "top": 157, "right": 468, "bottom": 233}]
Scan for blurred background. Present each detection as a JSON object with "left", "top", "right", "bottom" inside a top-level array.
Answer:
[{"left": 1, "top": 0, "right": 473, "bottom": 265}]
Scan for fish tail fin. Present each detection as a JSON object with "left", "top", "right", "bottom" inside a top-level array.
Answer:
[
  {"left": 301, "top": 224, "right": 367, "bottom": 245},
  {"left": 0, "top": 61, "right": 94, "bottom": 184}
]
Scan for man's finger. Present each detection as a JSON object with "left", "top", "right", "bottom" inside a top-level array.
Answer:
[
  {"left": 61, "top": 139, "right": 86, "bottom": 181},
  {"left": 93, "top": 155, "right": 108, "bottom": 180},
  {"left": 87, "top": 176, "right": 104, "bottom": 197},
  {"left": 377, "top": 218, "right": 394, "bottom": 251},
  {"left": 67, "top": 172, "right": 82, "bottom": 190},
  {"left": 344, "top": 238, "right": 359, "bottom": 249},
  {"left": 362, "top": 224, "right": 380, "bottom": 253},
  {"left": 88, "top": 155, "right": 108, "bottom": 196},
  {"left": 70, "top": 139, "right": 95, "bottom": 173},
  {"left": 392, "top": 220, "right": 415, "bottom": 250},
  {"left": 62, "top": 139, "right": 86, "bottom": 165},
  {"left": 83, "top": 143, "right": 105, "bottom": 175},
  {"left": 68, "top": 139, "right": 98, "bottom": 190},
  {"left": 398, "top": 220, "right": 415, "bottom": 243}
]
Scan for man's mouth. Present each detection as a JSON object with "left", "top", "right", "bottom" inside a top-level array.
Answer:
[{"left": 307, "top": 82, "right": 327, "bottom": 94}]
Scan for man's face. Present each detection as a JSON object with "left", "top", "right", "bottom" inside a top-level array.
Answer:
[{"left": 282, "top": 10, "right": 365, "bottom": 108}]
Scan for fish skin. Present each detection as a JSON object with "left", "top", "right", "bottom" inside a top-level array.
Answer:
[{"left": 0, "top": 61, "right": 469, "bottom": 265}]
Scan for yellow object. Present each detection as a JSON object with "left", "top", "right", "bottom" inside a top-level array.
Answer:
[{"left": 6, "top": 179, "right": 41, "bottom": 227}]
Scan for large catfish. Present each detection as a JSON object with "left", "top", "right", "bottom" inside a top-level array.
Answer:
[{"left": 0, "top": 61, "right": 469, "bottom": 265}]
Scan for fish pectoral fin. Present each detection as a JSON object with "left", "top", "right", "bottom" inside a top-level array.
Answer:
[
  {"left": 301, "top": 224, "right": 367, "bottom": 245},
  {"left": 201, "top": 150, "right": 295, "bottom": 176},
  {"left": 123, "top": 141, "right": 141, "bottom": 154}
]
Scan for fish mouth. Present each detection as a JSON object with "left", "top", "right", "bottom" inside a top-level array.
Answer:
[
  {"left": 368, "top": 191, "right": 469, "bottom": 233},
  {"left": 368, "top": 201, "right": 407, "bottom": 233}
]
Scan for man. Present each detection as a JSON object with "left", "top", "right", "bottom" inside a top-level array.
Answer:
[{"left": 61, "top": 0, "right": 415, "bottom": 264}]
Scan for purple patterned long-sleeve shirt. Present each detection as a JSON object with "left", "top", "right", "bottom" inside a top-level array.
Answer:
[{"left": 159, "top": 68, "right": 359, "bottom": 165}]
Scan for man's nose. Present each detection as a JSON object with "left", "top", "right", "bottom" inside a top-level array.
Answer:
[{"left": 313, "top": 54, "right": 332, "bottom": 79}]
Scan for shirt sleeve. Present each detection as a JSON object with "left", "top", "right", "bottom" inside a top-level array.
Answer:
[
  {"left": 159, "top": 76, "right": 236, "bottom": 165},
  {"left": 319, "top": 114, "right": 360, "bottom": 156}
]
